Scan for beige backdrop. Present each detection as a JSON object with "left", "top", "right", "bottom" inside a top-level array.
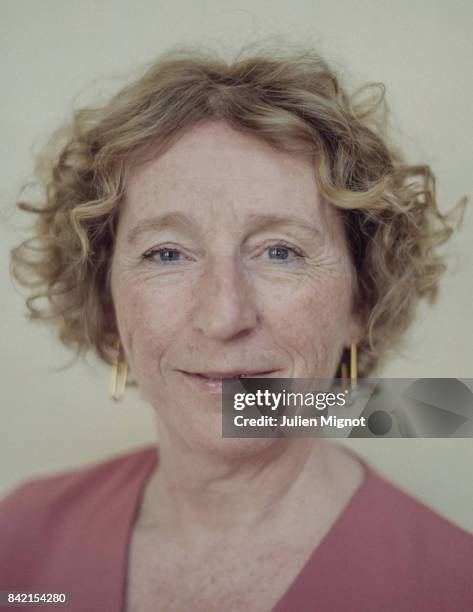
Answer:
[{"left": 1, "top": 0, "right": 472, "bottom": 532}]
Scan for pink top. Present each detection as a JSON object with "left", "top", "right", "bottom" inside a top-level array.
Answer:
[{"left": 0, "top": 444, "right": 472, "bottom": 611}]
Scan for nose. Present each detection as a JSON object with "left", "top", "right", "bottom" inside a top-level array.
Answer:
[{"left": 192, "top": 255, "right": 258, "bottom": 341}]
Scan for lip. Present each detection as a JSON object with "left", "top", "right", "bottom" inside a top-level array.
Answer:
[
  {"left": 179, "top": 370, "right": 279, "bottom": 393},
  {"left": 189, "top": 370, "right": 278, "bottom": 378}
]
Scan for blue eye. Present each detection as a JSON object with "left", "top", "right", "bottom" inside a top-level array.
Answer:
[
  {"left": 268, "top": 246, "right": 290, "bottom": 260},
  {"left": 142, "top": 243, "right": 305, "bottom": 265},
  {"left": 266, "top": 244, "right": 304, "bottom": 262},
  {"left": 143, "top": 247, "right": 182, "bottom": 263}
]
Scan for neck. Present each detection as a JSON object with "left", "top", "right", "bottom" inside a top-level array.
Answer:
[{"left": 137, "top": 425, "right": 347, "bottom": 542}]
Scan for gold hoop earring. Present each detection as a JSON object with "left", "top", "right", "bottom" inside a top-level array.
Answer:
[
  {"left": 341, "top": 343, "right": 358, "bottom": 390},
  {"left": 110, "top": 338, "right": 128, "bottom": 401}
]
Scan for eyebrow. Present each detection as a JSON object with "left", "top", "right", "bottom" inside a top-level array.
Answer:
[
  {"left": 127, "top": 212, "right": 199, "bottom": 244},
  {"left": 244, "top": 213, "right": 324, "bottom": 240},
  {"left": 126, "top": 211, "right": 323, "bottom": 245}
]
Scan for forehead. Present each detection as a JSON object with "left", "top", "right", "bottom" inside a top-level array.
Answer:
[{"left": 122, "top": 121, "right": 336, "bottom": 229}]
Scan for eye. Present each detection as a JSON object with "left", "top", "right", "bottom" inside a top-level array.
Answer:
[
  {"left": 265, "top": 243, "right": 305, "bottom": 262},
  {"left": 142, "top": 247, "right": 184, "bottom": 263}
]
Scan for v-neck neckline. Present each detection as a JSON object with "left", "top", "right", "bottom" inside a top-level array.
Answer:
[{"left": 118, "top": 444, "right": 374, "bottom": 612}]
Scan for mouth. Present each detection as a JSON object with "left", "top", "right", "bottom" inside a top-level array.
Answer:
[
  {"left": 191, "top": 370, "right": 277, "bottom": 379},
  {"left": 179, "top": 370, "right": 279, "bottom": 392}
]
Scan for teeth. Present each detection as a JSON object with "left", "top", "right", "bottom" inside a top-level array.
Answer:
[
  {"left": 200, "top": 375, "right": 238, "bottom": 380},
  {"left": 197, "top": 373, "right": 267, "bottom": 379}
]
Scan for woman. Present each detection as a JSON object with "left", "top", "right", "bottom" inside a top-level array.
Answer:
[{"left": 1, "top": 44, "right": 472, "bottom": 611}]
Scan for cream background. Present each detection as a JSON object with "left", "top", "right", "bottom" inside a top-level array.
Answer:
[{"left": 1, "top": 1, "right": 472, "bottom": 532}]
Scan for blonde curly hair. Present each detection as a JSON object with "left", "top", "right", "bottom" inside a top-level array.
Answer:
[{"left": 9, "top": 43, "right": 466, "bottom": 378}]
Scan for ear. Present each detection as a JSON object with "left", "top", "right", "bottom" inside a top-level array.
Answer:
[
  {"left": 345, "top": 303, "right": 368, "bottom": 348},
  {"left": 102, "top": 298, "right": 119, "bottom": 336}
]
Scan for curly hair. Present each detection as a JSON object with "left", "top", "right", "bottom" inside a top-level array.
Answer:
[{"left": 9, "top": 42, "right": 466, "bottom": 378}]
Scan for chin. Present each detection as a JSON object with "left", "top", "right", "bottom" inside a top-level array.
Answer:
[{"left": 175, "top": 414, "right": 284, "bottom": 459}]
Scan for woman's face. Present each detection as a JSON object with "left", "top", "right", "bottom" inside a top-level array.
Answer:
[{"left": 110, "top": 121, "right": 363, "bottom": 448}]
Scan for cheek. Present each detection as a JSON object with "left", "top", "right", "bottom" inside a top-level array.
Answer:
[
  {"left": 262, "top": 275, "right": 352, "bottom": 368},
  {"left": 115, "top": 283, "right": 184, "bottom": 372}
]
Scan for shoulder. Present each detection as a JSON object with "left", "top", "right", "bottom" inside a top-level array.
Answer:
[
  {"left": 361, "top": 464, "right": 473, "bottom": 554},
  {"left": 0, "top": 445, "right": 157, "bottom": 587},
  {"left": 354, "top": 460, "right": 473, "bottom": 607},
  {"left": 291, "top": 456, "right": 473, "bottom": 612},
  {"left": 0, "top": 444, "right": 156, "bottom": 523}
]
